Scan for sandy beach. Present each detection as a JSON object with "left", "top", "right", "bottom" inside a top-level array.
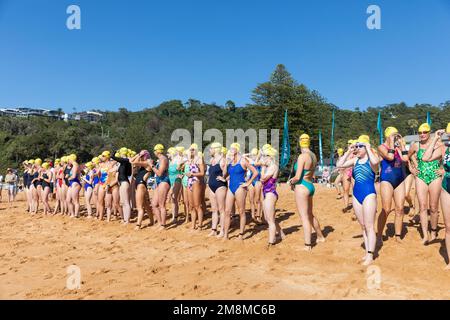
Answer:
[{"left": 0, "top": 184, "right": 449, "bottom": 300}]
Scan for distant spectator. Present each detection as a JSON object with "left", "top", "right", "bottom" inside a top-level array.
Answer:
[{"left": 5, "top": 169, "right": 18, "bottom": 204}]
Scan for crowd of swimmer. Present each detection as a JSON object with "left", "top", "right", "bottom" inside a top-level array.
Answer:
[
  {"left": 20, "top": 122, "right": 450, "bottom": 267},
  {"left": 332, "top": 123, "right": 450, "bottom": 267}
]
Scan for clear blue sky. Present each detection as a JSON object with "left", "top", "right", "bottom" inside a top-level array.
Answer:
[{"left": 1, "top": 0, "right": 450, "bottom": 112}]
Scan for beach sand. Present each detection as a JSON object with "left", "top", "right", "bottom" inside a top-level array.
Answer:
[{"left": 0, "top": 184, "right": 449, "bottom": 300}]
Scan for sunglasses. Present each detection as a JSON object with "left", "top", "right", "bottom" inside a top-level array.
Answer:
[
  {"left": 355, "top": 144, "right": 365, "bottom": 149},
  {"left": 418, "top": 131, "right": 430, "bottom": 135}
]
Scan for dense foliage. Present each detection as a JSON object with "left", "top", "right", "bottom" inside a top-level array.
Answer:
[{"left": 1, "top": 64, "right": 449, "bottom": 172}]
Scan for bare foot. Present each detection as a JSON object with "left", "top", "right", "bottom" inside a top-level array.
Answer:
[
  {"left": 430, "top": 231, "right": 438, "bottom": 241},
  {"left": 445, "top": 264, "right": 450, "bottom": 270},
  {"left": 134, "top": 224, "right": 142, "bottom": 231},
  {"left": 362, "top": 255, "right": 373, "bottom": 266},
  {"left": 208, "top": 230, "right": 217, "bottom": 237},
  {"left": 316, "top": 236, "right": 326, "bottom": 243}
]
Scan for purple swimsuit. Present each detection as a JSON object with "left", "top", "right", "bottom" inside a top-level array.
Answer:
[{"left": 262, "top": 177, "right": 278, "bottom": 198}]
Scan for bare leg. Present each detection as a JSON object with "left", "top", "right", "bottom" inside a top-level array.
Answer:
[{"left": 416, "top": 178, "right": 431, "bottom": 244}]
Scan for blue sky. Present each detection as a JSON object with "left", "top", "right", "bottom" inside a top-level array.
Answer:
[{"left": 1, "top": 0, "right": 450, "bottom": 112}]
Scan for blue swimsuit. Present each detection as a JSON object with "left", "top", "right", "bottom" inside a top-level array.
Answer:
[
  {"left": 380, "top": 145, "right": 405, "bottom": 189},
  {"left": 228, "top": 158, "right": 246, "bottom": 195},
  {"left": 352, "top": 159, "right": 376, "bottom": 205},
  {"left": 252, "top": 165, "right": 261, "bottom": 186},
  {"left": 84, "top": 173, "right": 93, "bottom": 191},
  {"left": 155, "top": 162, "right": 170, "bottom": 186}
]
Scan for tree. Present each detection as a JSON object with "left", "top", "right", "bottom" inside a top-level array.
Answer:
[
  {"left": 225, "top": 100, "right": 236, "bottom": 112},
  {"left": 407, "top": 119, "right": 419, "bottom": 135}
]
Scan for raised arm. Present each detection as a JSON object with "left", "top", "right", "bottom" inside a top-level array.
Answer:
[{"left": 422, "top": 130, "right": 445, "bottom": 162}]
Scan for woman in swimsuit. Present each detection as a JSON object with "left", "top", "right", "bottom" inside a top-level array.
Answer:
[
  {"left": 208, "top": 142, "right": 227, "bottom": 237},
  {"left": 130, "top": 150, "right": 153, "bottom": 229},
  {"left": 184, "top": 144, "right": 206, "bottom": 230},
  {"left": 62, "top": 156, "right": 72, "bottom": 216},
  {"left": 40, "top": 162, "right": 53, "bottom": 215},
  {"left": 97, "top": 151, "right": 113, "bottom": 221},
  {"left": 112, "top": 148, "right": 132, "bottom": 224},
  {"left": 403, "top": 141, "right": 416, "bottom": 215},
  {"left": 342, "top": 140, "right": 356, "bottom": 213},
  {"left": 23, "top": 160, "right": 32, "bottom": 213},
  {"left": 288, "top": 134, "right": 325, "bottom": 251},
  {"left": 177, "top": 147, "right": 191, "bottom": 224},
  {"left": 377, "top": 127, "right": 409, "bottom": 243},
  {"left": 337, "top": 135, "right": 380, "bottom": 266},
  {"left": 167, "top": 147, "right": 183, "bottom": 223},
  {"left": 334, "top": 148, "right": 345, "bottom": 200},
  {"left": 67, "top": 154, "right": 81, "bottom": 218},
  {"left": 150, "top": 144, "right": 170, "bottom": 229},
  {"left": 106, "top": 157, "right": 122, "bottom": 222},
  {"left": 222, "top": 143, "right": 258, "bottom": 240},
  {"left": 83, "top": 162, "right": 95, "bottom": 218},
  {"left": 30, "top": 158, "right": 43, "bottom": 215},
  {"left": 91, "top": 157, "right": 100, "bottom": 217},
  {"left": 52, "top": 159, "right": 62, "bottom": 215},
  {"left": 408, "top": 123, "right": 443, "bottom": 244},
  {"left": 422, "top": 124, "right": 450, "bottom": 269},
  {"left": 260, "top": 146, "right": 285, "bottom": 246},
  {"left": 244, "top": 148, "right": 263, "bottom": 223}
]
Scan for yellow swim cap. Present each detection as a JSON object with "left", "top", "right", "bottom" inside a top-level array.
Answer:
[
  {"left": 230, "top": 143, "right": 240, "bottom": 152},
  {"left": 167, "top": 147, "right": 176, "bottom": 155},
  {"left": 92, "top": 157, "right": 99, "bottom": 164},
  {"left": 189, "top": 143, "right": 198, "bottom": 150},
  {"left": 42, "top": 162, "right": 50, "bottom": 169},
  {"left": 176, "top": 146, "right": 185, "bottom": 153},
  {"left": 154, "top": 144, "right": 164, "bottom": 152},
  {"left": 418, "top": 123, "right": 431, "bottom": 132},
  {"left": 86, "top": 162, "right": 94, "bottom": 169},
  {"left": 210, "top": 142, "right": 222, "bottom": 150},
  {"left": 262, "top": 144, "right": 272, "bottom": 152},
  {"left": 55, "top": 158, "right": 61, "bottom": 164},
  {"left": 130, "top": 151, "right": 137, "bottom": 157},
  {"left": 265, "top": 147, "right": 278, "bottom": 157},
  {"left": 299, "top": 134, "right": 310, "bottom": 148},
  {"left": 35, "top": 158, "right": 42, "bottom": 165},
  {"left": 101, "top": 151, "right": 111, "bottom": 158},
  {"left": 120, "top": 147, "right": 128, "bottom": 154},
  {"left": 251, "top": 148, "right": 259, "bottom": 156},
  {"left": 221, "top": 147, "right": 227, "bottom": 155},
  {"left": 446, "top": 123, "right": 450, "bottom": 134},
  {"left": 69, "top": 154, "right": 77, "bottom": 162},
  {"left": 337, "top": 148, "right": 344, "bottom": 156},
  {"left": 384, "top": 127, "right": 398, "bottom": 138},
  {"left": 28, "top": 159, "right": 35, "bottom": 164},
  {"left": 358, "top": 135, "right": 370, "bottom": 144}
]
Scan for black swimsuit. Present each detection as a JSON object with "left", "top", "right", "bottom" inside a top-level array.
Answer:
[
  {"left": 208, "top": 162, "right": 227, "bottom": 193},
  {"left": 64, "top": 167, "right": 71, "bottom": 186},
  {"left": 23, "top": 172, "right": 29, "bottom": 188},
  {"left": 135, "top": 167, "right": 150, "bottom": 187},
  {"left": 41, "top": 173, "right": 50, "bottom": 189},
  {"left": 32, "top": 172, "right": 41, "bottom": 188}
]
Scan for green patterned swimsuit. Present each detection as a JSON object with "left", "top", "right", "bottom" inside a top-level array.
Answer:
[
  {"left": 417, "top": 146, "right": 440, "bottom": 185},
  {"left": 443, "top": 147, "right": 450, "bottom": 194}
]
